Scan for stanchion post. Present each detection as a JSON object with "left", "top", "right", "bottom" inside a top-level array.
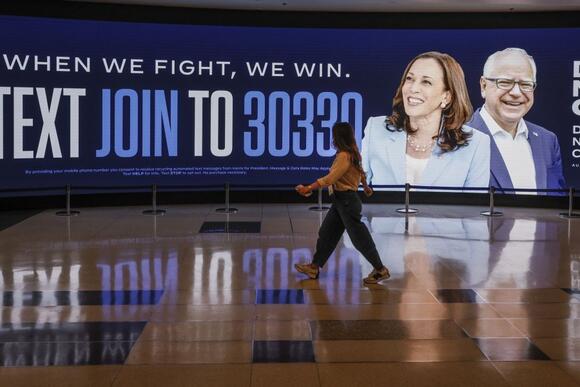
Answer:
[
  {"left": 143, "top": 184, "right": 166, "bottom": 215},
  {"left": 56, "top": 184, "right": 80, "bottom": 216},
  {"left": 405, "top": 184, "right": 409, "bottom": 213},
  {"left": 309, "top": 187, "right": 330, "bottom": 212},
  {"left": 487, "top": 215, "right": 495, "bottom": 242},
  {"left": 560, "top": 187, "right": 580, "bottom": 218},
  {"left": 216, "top": 182, "right": 238, "bottom": 213},
  {"left": 396, "top": 183, "right": 418, "bottom": 214},
  {"left": 481, "top": 186, "right": 503, "bottom": 217}
]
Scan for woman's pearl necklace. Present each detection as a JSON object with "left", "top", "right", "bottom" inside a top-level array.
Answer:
[{"left": 407, "top": 134, "right": 435, "bottom": 152}]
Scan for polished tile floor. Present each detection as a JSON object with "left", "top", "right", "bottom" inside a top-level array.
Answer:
[{"left": 1, "top": 202, "right": 580, "bottom": 386}]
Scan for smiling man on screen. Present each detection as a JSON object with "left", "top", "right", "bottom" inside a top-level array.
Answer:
[{"left": 469, "top": 47, "right": 566, "bottom": 194}]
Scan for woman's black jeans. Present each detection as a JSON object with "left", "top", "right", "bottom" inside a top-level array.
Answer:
[{"left": 312, "top": 190, "right": 384, "bottom": 270}]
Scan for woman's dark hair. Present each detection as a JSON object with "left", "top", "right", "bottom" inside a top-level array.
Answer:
[
  {"left": 387, "top": 51, "right": 473, "bottom": 152},
  {"left": 332, "top": 122, "right": 365, "bottom": 176}
]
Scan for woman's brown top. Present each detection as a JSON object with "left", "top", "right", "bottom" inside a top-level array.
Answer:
[{"left": 316, "top": 151, "right": 361, "bottom": 192}]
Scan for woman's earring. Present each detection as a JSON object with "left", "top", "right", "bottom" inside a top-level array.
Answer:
[{"left": 440, "top": 101, "right": 447, "bottom": 109}]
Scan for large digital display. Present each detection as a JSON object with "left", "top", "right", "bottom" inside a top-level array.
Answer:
[{"left": 0, "top": 15, "right": 577, "bottom": 194}]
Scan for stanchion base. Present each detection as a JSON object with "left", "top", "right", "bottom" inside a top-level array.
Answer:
[
  {"left": 560, "top": 213, "right": 580, "bottom": 219},
  {"left": 396, "top": 208, "right": 418, "bottom": 214},
  {"left": 309, "top": 206, "right": 330, "bottom": 212},
  {"left": 216, "top": 208, "right": 238, "bottom": 213},
  {"left": 143, "top": 209, "right": 166, "bottom": 216},
  {"left": 481, "top": 211, "right": 503, "bottom": 217},
  {"left": 55, "top": 210, "right": 80, "bottom": 217}
]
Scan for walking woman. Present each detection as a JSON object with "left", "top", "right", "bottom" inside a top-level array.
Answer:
[{"left": 295, "top": 122, "right": 391, "bottom": 285}]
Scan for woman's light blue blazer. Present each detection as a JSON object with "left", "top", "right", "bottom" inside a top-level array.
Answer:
[{"left": 361, "top": 116, "right": 490, "bottom": 189}]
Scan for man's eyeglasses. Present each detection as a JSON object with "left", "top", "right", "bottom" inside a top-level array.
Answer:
[{"left": 485, "top": 77, "right": 536, "bottom": 92}]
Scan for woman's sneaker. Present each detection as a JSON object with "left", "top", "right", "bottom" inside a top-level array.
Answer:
[
  {"left": 363, "top": 267, "right": 390, "bottom": 284},
  {"left": 294, "top": 263, "right": 320, "bottom": 279}
]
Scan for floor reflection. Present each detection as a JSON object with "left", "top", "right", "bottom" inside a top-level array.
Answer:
[
  {"left": 0, "top": 321, "right": 146, "bottom": 366},
  {"left": 0, "top": 204, "right": 576, "bottom": 378}
]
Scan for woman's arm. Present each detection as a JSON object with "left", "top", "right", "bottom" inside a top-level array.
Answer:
[
  {"left": 296, "top": 152, "right": 350, "bottom": 196},
  {"left": 296, "top": 180, "right": 320, "bottom": 197},
  {"left": 361, "top": 173, "right": 373, "bottom": 197}
]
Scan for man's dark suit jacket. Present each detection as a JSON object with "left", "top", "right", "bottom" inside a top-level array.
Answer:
[{"left": 469, "top": 108, "right": 566, "bottom": 194}]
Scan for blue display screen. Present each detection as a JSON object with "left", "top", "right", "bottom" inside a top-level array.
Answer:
[{"left": 0, "top": 15, "right": 577, "bottom": 193}]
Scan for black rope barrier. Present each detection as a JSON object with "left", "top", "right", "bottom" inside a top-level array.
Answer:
[
  {"left": 0, "top": 183, "right": 574, "bottom": 194},
  {"left": 0, "top": 186, "right": 64, "bottom": 194},
  {"left": 231, "top": 184, "right": 301, "bottom": 189},
  {"left": 68, "top": 184, "right": 151, "bottom": 191},
  {"left": 0, "top": 183, "right": 577, "bottom": 220},
  {"left": 486, "top": 187, "right": 568, "bottom": 194},
  {"left": 372, "top": 184, "right": 569, "bottom": 194},
  {"left": 156, "top": 184, "right": 224, "bottom": 191},
  {"left": 409, "top": 185, "right": 488, "bottom": 191},
  {"left": 366, "top": 185, "right": 405, "bottom": 189}
]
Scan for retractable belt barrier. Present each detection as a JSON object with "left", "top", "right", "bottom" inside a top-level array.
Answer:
[{"left": 0, "top": 183, "right": 574, "bottom": 218}]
